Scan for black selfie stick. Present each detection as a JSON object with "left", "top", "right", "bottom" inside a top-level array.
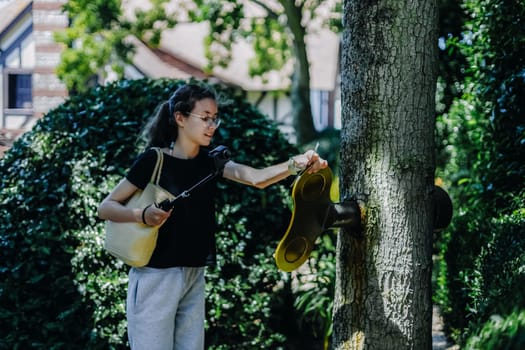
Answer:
[{"left": 155, "top": 145, "right": 231, "bottom": 211}]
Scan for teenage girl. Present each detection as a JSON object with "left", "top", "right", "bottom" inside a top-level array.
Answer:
[{"left": 97, "top": 83, "right": 327, "bottom": 350}]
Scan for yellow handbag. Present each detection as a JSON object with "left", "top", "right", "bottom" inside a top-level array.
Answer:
[{"left": 104, "top": 148, "right": 175, "bottom": 267}]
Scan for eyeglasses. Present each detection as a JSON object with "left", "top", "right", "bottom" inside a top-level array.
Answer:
[{"left": 188, "top": 112, "right": 222, "bottom": 128}]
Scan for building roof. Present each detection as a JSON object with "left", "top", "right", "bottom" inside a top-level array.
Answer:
[
  {"left": 126, "top": 35, "right": 209, "bottom": 80},
  {"left": 0, "top": 0, "right": 31, "bottom": 38}
]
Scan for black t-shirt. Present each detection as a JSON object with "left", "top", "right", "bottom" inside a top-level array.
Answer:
[{"left": 126, "top": 147, "right": 218, "bottom": 268}]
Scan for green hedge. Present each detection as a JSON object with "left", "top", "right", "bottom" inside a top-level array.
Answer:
[
  {"left": 434, "top": 0, "right": 525, "bottom": 345},
  {"left": 0, "top": 78, "right": 337, "bottom": 349},
  {"left": 465, "top": 309, "right": 525, "bottom": 350}
]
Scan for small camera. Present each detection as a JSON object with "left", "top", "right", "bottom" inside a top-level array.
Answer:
[{"left": 208, "top": 145, "right": 231, "bottom": 171}]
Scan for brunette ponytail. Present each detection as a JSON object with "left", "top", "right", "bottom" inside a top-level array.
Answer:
[{"left": 143, "top": 101, "right": 177, "bottom": 148}]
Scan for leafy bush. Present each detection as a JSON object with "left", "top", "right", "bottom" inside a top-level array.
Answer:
[
  {"left": 465, "top": 309, "right": 525, "bottom": 350},
  {"left": 0, "top": 78, "right": 329, "bottom": 349},
  {"left": 293, "top": 235, "right": 336, "bottom": 350},
  {"left": 468, "top": 199, "right": 525, "bottom": 323},
  {"left": 434, "top": 0, "right": 525, "bottom": 345},
  {"left": 453, "top": 195, "right": 525, "bottom": 346}
]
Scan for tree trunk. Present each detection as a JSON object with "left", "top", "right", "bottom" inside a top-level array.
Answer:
[
  {"left": 333, "top": 1, "right": 438, "bottom": 349},
  {"left": 281, "top": 0, "right": 317, "bottom": 145}
]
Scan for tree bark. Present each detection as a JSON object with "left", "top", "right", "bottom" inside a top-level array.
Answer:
[{"left": 333, "top": 1, "right": 438, "bottom": 349}]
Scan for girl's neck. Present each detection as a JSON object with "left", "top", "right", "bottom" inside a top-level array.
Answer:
[{"left": 169, "top": 140, "right": 199, "bottom": 159}]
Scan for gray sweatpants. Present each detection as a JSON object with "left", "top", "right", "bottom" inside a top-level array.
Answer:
[{"left": 127, "top": 266, "right": 205, "bottom": 350}]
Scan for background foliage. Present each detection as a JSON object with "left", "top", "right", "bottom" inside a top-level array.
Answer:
[
  {"left": 0, "top": 78, "right": 335, "bottom": 349},
  {"left": 56, "top": 0, "right": 342, "bottom": 144},
  {"left": 434, "top": 0, "right": 525, "bottom": 346}
]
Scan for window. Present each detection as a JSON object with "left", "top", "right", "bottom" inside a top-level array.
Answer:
[
  {"left": 8, "top": 73, "right": 32, "bottom": 108},
  {"left": 3, "top": 69, "right": 33, "bottom": 115},
  {"left": 311, "top": 90, "right": 334, "bottom": 131}
]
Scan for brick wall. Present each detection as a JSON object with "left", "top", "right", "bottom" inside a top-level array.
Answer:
[{"left": 32, "top": 0, "right": 68, "bottom": 119}]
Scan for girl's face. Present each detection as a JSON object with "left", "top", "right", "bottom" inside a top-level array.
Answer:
[{"left": 177, "top": 98, "right": 219, "bottom": 147}]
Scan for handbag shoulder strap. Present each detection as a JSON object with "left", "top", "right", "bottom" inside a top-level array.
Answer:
[{"left": 150, "top": 147, "right": 164, "bottom": 185}]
